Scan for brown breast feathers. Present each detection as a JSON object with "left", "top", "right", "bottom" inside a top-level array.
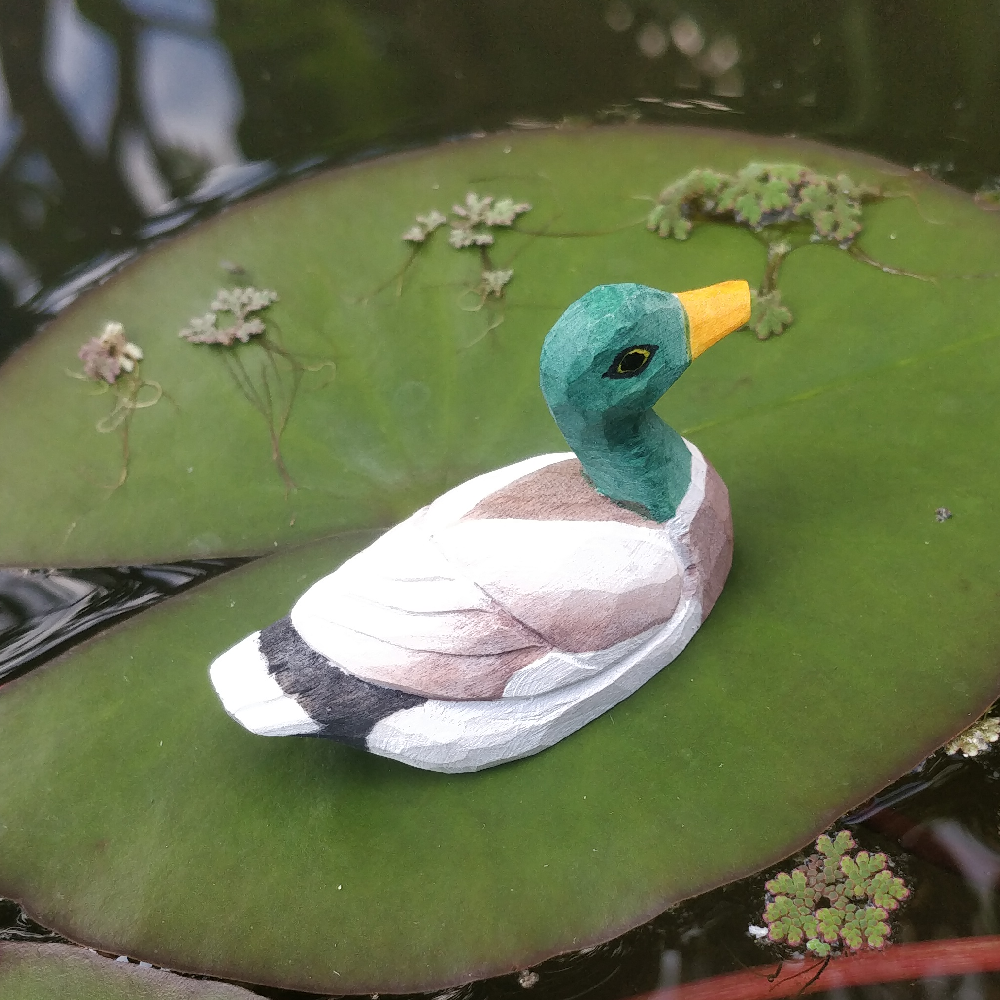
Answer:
[{"left": 462, "top": 459, "right": 652, "bottom": 526}]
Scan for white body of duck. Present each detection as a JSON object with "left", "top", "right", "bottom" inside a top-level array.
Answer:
[{"left": 211, "top": 441, "right": 731, "bottom": 773}]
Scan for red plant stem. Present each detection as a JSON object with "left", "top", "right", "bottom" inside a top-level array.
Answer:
[{"left": 633, "top": 936, "right": 1000, "bottom": 1000}]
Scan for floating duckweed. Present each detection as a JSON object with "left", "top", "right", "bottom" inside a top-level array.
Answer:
[
  {"left": 763, "top": 889, "right": 816, "bottom": 947},
  {"left": 760, "top": 830, "right": 909, "bottom": 957},
  {"left": 749, "top": 289, "right": 793, "bottom": 340},
  {"left": 179, "top": 287, "right": 279, "bottom": 345},
  {"left": 646, "top": 168, "right": 727, "bottom": 241},
  {"left": 648, "top": 163, "right": 879, "bottom": 244},
  {"left": 943, "top": 713, "right": 1000, "bottom": 756},
  {"left": 648, "top": 163, "right": 884, "bottom": 338},
  {"left": 402, "top": 192, "right": 531, "bottom": 297},
  {"left": 78, "top": 322, "right": 144, "bottom": 384}
]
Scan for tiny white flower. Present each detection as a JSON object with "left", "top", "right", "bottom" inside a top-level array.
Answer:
[
  {"left": 449, "top": 228, "right": 476, "bottom": 249},
  {"left": 481, "top": 268, "right": 513, "bottom": 297},
  {"left": 79, "top": 321, "right": 144, "bottom": 383},
  {"left": 462, "top": 192, "right": 493, "bottom": 222},
  {"left": 485, "top": 198, "right": 532, "bottom": 226},
  {"left": 416, "top": 209, "right": 447, "bottom": 231},
  {"left": 101, "top": 321, "right": 126, "bottom": 343}
]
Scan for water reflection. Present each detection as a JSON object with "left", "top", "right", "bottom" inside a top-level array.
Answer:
[
  {"left": 0, "top": 558, "right": 244, "bottom": 684},
  {"left": 0, "top": 897, "right": 66, "bottom": 943},
  {"left": 137, "top": 26, "right": 243, "bottom": 179},
  {"left": 0, "top": 0, "right": 270, "bottom": 354},
  {"left": 45, "top": 0, "right": 118, "bottom": 156},
  {"left": 0, "top": 0, "right": 997, "bottom": 359},
  {"left": 123, "top": 0, "right": 214, "bottom": 29}
]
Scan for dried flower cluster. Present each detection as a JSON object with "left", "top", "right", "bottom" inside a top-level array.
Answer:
[
  {"left": 179, "top": 287, "right": 279, "bottom": 346},
  {"left": 480, "top": 268, "right": 514, "bottom": 297},
  {"left": 78, "top": 322, "right": 144, "bottom": 384},
  {"left": 402, "top": 192, "right": 531, "bottom": 299},
  {"left": 403, "top": 193, "right": 531, "bottom": 248},
  {"left": 756, "top": 831, "right": 910, "bottom": 958},
  {"left": 944, "top": 714, "right": 1000, "bottom": 757},
  {"left": 401, "top": 210, "right": 447, "bottom": 244}
]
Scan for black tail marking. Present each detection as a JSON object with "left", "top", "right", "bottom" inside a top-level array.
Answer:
[{"left": 258, "top": 617, "right": 426, "bottom": 750}]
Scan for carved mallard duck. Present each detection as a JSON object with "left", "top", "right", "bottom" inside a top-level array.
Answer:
[{"left": 211, "top": 280, "right": 751, "bottom": 772}]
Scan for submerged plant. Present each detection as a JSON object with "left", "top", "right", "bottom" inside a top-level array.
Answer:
[
  {"left": 647, "top": 163, "right": 885, "bottom": 339},
  {"left": 943, "top": 713, "right": 1000, "bottom": 757},
  {"left": 757, "top": 831, "right": 909, "bottom": 958},
  {"left": 401, "top": 192, "right": 531, "bottom": 299}
]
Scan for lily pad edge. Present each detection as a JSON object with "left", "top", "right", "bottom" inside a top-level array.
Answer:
[{"left": 2, "top": 539, "right": 995, "bottom": 993}]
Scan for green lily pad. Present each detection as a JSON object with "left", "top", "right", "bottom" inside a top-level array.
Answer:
[
  {"left": 0, "top": 943, "right": 256, "bottom": 1000},
  {"left": 2, "top": 127, "right": 1000, "bottom": 991},
  {"left": 2, "top": 127, "right": 998, "bottom": 567}
]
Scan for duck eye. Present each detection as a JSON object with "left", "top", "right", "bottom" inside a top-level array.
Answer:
[{"left": 604, "top": 344, "right": 658, "bottom": 379}]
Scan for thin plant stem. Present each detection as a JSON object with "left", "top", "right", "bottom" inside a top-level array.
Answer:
[{"left": 624, "top": 934, "right": 1000, "bottom": 1000}]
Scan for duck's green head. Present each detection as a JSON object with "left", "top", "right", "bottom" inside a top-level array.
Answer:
[
  {"left": 539, "top": 280, "right": 751, "bottom": 521},
  {"left": 539, "top": 281, "right": 750, "bottom": 423}
]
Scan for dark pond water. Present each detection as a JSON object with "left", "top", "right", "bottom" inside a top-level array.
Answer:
[{"left": 3, "top": 1, "right": 1000, "bottom": 997}]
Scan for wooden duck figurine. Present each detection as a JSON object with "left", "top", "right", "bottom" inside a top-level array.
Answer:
[{"left": 211, "top": 280, "right": 751, "bottom": 772}]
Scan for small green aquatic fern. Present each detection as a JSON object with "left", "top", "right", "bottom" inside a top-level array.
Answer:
[
  {"left": 760, "top": 831, "right": 909, "bottom": 958},
  {"left": 648, "top": 163, "right": 884, "bottom": 339},
  {"left": 749, "top": 289, "right": 792, "bottom": 341},
  {"left": 647, "top": 163, "right": 879, "bottom": 244}
]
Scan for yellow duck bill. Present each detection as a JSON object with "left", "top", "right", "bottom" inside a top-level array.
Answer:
[{"left": 676, "top": 279, "right": 752, "bottom": 358}]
